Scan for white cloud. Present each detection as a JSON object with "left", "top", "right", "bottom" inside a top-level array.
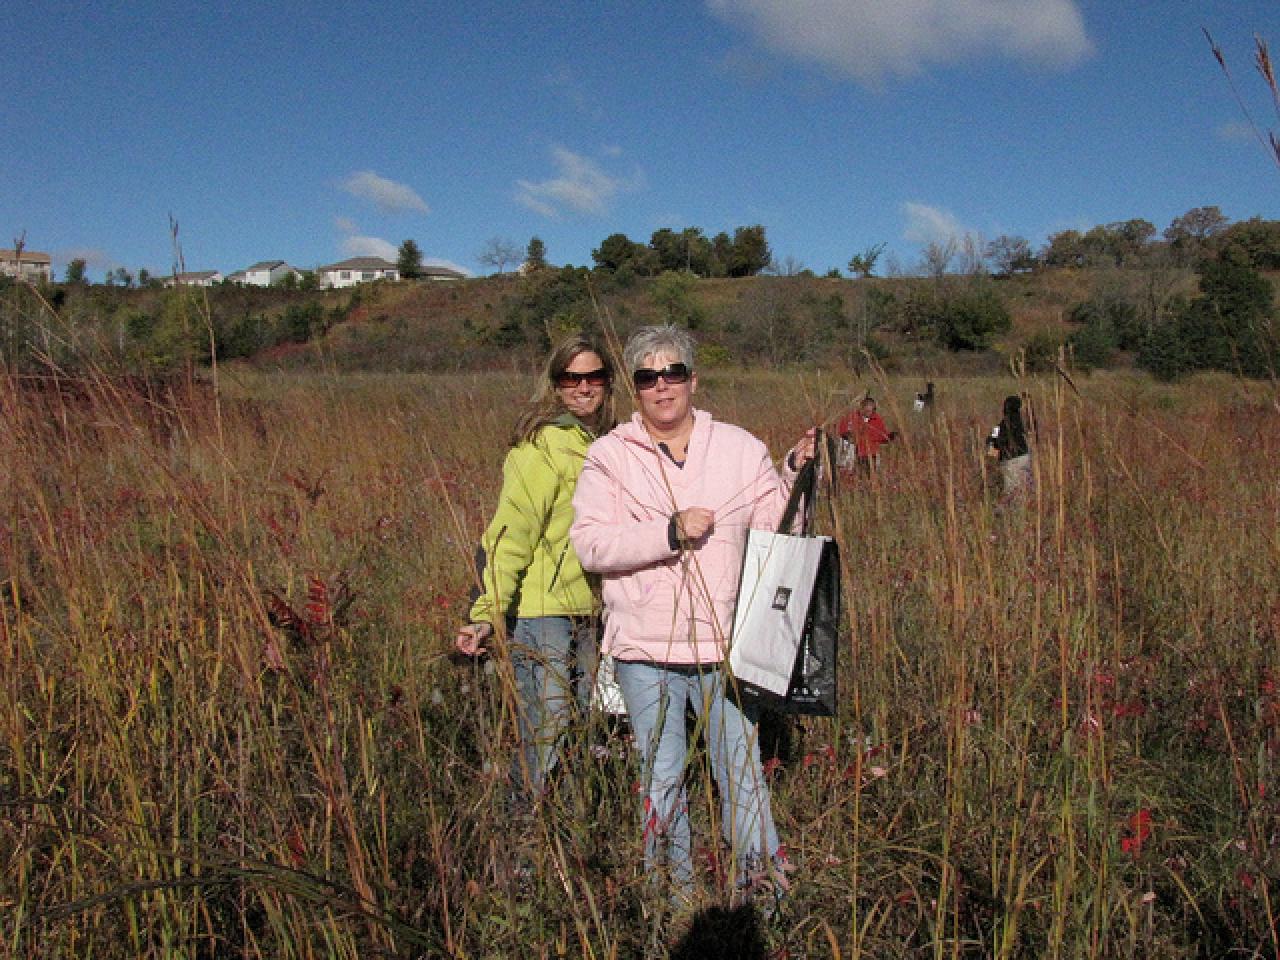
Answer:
[
  {"left": 707, "top": 0, "right": 1093, "bottom": 84},
  {"left": 516, "top": 146, "right": 638, "bottom": 218},
  {"left": 902, "top": 202, "right": 967, "bottom": 245},
  {"left": 335, "top": 218, "right": 397, "bottom": 259},
  {"left": 340, "top": 170, "right": 429, "bottom": 215},
  {"left": 341, "top": 234, "right": 399, "bottom": 260}
]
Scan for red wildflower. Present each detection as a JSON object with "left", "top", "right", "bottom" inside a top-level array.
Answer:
[
  {"left": 305, "top": 576, "right": 331, "bottom": 626},
  {"left": 1120, "top": 809, "right": 1153, "bottom": 856},
  {"left": 285, "top": 823, "right": 307, "bottom": 867}
]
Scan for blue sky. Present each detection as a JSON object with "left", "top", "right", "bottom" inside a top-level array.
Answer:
[{"left": 3, "top": 1, "right": 1277, "bottom": 280}]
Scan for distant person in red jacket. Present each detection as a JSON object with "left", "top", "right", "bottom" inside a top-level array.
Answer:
[{"left": 836, "top": 396, "right": 896, "bottom": 472}]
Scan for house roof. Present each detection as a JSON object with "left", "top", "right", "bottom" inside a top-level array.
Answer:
[
  {"left": 245, "top": 260, "right": 287, "bottom": 271},
  {"left": 421, "top": 265, "right": 466, "bottom": 279},
  {"left": 173, "top": 270, "right": 221, "bottom": 281},
  {"left": 317, "top": 257, "right": 396, "bottom": 272},
  {"left": 0, "top": 249, "right": 52, "bottom": 263}
]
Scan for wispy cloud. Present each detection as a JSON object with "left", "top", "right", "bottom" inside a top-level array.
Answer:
[
  {"left": 342, "top": 235, "right": 399, "bottom": 259},
  {"left": 1217, "top": 119, "right": 1257, "bottom": 143},
  {"left": 334, "top": 217, "right": 398, "bottom": 260},
  {"left": 516, "top": 146, "right": 639, "bottom": 218},
  {"left": 340, "top": 171, "right": 429, "bottom": 215},
  {"left": 902, "top": 201, "right": 967, "bottom": 245},
  {"left": 707, "top": 0, "right": 1093, "bottom": 84},
  {"left": 55, "top": 247, "right": 111, "bottom": 270},
  {"left": 544, "top": 65, "right": 603, "bottom": 118}
]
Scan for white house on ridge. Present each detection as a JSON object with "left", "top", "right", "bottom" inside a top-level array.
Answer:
[
  {"left": 0, "top": 248, "right": 53, "bottom": 282},
  {"left": 238, "top": 260, "right": 300, "bottom": 286},
  {"left": 316, "top": 257, "right": 399, "bottom": 288},
  {"left": 163, "top": 270, "right": 224, "bottom": 287}
]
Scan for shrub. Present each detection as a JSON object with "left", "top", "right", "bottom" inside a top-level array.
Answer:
[
  {"left": 930, "top": 286, "right": 1011, "bottom": 350},
  {"left": 1023, "top": 330, "right": 1062, "bottom": 372},
  {"left": 1066, "top": 317, "right": 1118, "bottom": 370},
  {"left": 1137, "top": 320, "right": 1193, "bottom": 381}
]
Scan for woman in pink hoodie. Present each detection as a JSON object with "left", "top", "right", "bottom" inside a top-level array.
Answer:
[{"left": 570, "top": 325, "right": 814, "bottom": 907}]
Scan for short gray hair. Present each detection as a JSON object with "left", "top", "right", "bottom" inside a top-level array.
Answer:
[{"left": 622, "top": 324, "right": 696, "bottom": 375}]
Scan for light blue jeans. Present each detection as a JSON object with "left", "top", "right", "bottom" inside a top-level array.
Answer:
[
  {"left": 508, "top": 616, "right": 595, "bottom": 798},
  {"left": 614, "top": 660, "right": 781, "bottom": 890}
]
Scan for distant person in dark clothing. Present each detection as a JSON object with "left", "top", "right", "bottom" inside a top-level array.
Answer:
[
  {"left": 913, "top": 382, "right": 935, "bottom": 412},
  {"left": 986, "top": 394, "right": 1032, "bottom": 503}
]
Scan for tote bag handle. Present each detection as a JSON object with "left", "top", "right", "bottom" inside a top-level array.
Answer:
[{"left": 778, "top": 429, "right": 823, "bottom": 536}]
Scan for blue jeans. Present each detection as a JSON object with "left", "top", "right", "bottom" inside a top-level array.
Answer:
[
  {"left": 509, "top": 616, "right": 595, "bottom": 798},
  {"left": 614, "top": 660, "right": 781, "bottom": 890}
]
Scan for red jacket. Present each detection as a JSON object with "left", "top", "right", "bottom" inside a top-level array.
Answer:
[{"left": 837, "top": 410, "right": 891, "bottom": 458}]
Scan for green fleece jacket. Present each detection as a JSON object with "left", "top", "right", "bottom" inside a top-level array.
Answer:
[{"left": 467, "top": 415, "right": 598, "bottom": 624}]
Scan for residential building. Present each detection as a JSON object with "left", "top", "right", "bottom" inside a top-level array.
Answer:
[
  {"left": 0, "top": 248, "right": 53, "bottom": 282},
  {"left": 238, "top": 260, "right": 300, "bottom": 287},
  {"left": 420, "top": 264, "right": 466, "bottom": 281},
  {"left": 163, "top": 270, "right": 224, "bottom": 287},
  {"left": 316, "top": 257, "right": 399, "bottom": 288}
]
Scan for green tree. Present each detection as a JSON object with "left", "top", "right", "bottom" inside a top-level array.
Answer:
[
  {"left": 1042, "top": 229, "right": 1087, "bottom": 268},
  {"left": 397, "top": 239, "right": 424, "bottom": 280},
  {"left": 728, "top": 225, "right": 770, "bottom": 277},
  {"left": 525, "top": 236, "right": 548, "bottom": 271},
  {"left": 711, "top": 232, "right": 733, "bottom": 276},
  {"left": 1191, "top": 247, "right": 1276, "bottom": 375},
  {"left": 649, "top": 228, "right": 684, "bottom": 272},
  {"left": 593, "top": 233, "right": 645, "bottom": 272},
  {"left": 847, "top": 243, "right": 886, "bottom": 278},
  {"left": 1219, "top": 218, "right": 1280, "bottom": 270},
  {"left": 1137, "top": 320, "right": 1193, "bottom": 381},
  {"left": 1164, "top": 206, "right": 1230, "bottom": 262},
  {"left": 1107, "top": 219, "right": 1157, "bottom": 266}
]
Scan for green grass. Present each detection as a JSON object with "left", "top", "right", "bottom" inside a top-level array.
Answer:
[{"left": 2, "top": 364, "right": 1278, "bottom": 958}]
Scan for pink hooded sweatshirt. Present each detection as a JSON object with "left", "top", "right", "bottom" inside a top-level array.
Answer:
[{"left": 570, "top": 408, "right": 797, "bottom": 665}]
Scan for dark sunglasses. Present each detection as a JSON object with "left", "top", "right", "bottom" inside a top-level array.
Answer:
[
  {"left": 632, "top": 362, "right": 691, "bottom": 390},
  {"left": 554, "top": 368, "right": 610, "bottom": 388}
]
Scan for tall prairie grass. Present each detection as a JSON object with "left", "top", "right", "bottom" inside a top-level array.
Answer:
[{"left": 2, "top": 363, "right": 1277, "bottom": 958}]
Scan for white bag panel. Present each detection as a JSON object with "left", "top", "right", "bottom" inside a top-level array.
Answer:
[
  {"left": 591, "top": 653, "right": 628, "bottom": 715},
  {"left": 729, "top": 531, "right": 831, "bottom": 696}
]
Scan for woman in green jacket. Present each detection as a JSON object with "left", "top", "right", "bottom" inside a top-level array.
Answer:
[{"left": 455, "top": 334, "right": 616, "bottom": 802}]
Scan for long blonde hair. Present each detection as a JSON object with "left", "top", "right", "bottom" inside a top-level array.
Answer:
[{"left": 513, "top": 334, "right": 617, "bottom": 445}]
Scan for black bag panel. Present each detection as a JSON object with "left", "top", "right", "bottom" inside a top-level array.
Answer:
[{"left": 777, "top": 538, "right": 839, "bottom": 716}]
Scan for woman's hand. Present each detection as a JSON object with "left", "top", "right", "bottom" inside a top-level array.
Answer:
[
  {"left": 788, "top": 428, "right": 818, "bottom": 469},
  {"left": 455, "top": 621, "right": 494, "bottom": 656},
  {"left": 674, "top": 507, "right": 715, "bottom": 545}
]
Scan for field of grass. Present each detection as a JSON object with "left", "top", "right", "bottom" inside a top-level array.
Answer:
[{"left": 3, "top": 363, "right": 1278, "bottom": 958}]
